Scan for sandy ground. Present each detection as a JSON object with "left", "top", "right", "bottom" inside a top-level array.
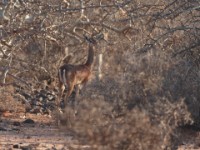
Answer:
[
  {"left": 0, "top": 112, "right": 90, "bottom": 150},
  {"left": 1, "top": 111, "right": 200, "bottom": 150}
]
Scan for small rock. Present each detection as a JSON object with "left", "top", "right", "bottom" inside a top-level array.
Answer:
[
  {"left": 40, "top": 89, "right": 47, "bottom": 94},
  {"left": 50, "top": 91, "right": 55, "bottom": 95},
  {"left": 30, "top": 107, "right": 41, "bottom": 114},
  {"left": 21, "top": 92, "right": 32, "bottom": 100},
  {"left": 14, "top": 93, "right": 26, "bottom": 102},
  {"left": 47, "top": 94, "right": 55, "bottom": 101},
  {"left": 0, "top": 127, "right": 7, "bottom": 131},
  {"left": 36, "top": 101, "right": 43, "bottom": 106},
  {"left": 25, "top": 103, "right": 32, "bottom": 112},
  {"left": 13, "top": 121, "right": 21, "bottom": 126},
  {"left": 20, "top": 144, "right": 32, "bottom": 150},
  {"left": 13, "top": 144, "right": 19, "bottom": 148},
  {"left": 12, "top": 127, "right": 20, "bottom": 131},
  {"left": 23, "top": 119, "right": 35, "bottom": 124},
  {"left": 39, "top": 97, "right": 43, "bottom": 101}
]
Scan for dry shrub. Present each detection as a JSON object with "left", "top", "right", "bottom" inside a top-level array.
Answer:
[
  {"left": 59, "top": 98, "right": 187, "bottom": 150},
  {"left": 0, "top": 85, "right": 25, "bottom": 113},
  {"left": 58, "top": 48, "right": 196, "bottom": 149}
]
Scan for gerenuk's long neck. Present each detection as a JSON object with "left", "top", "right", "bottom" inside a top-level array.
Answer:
[{"left": 85, "top": 44, "right": 94, "bottom": 68}]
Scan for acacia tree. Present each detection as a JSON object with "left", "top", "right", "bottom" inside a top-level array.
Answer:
[{"left": 0, "top": 0, "right": 199, "bottom": 85}]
